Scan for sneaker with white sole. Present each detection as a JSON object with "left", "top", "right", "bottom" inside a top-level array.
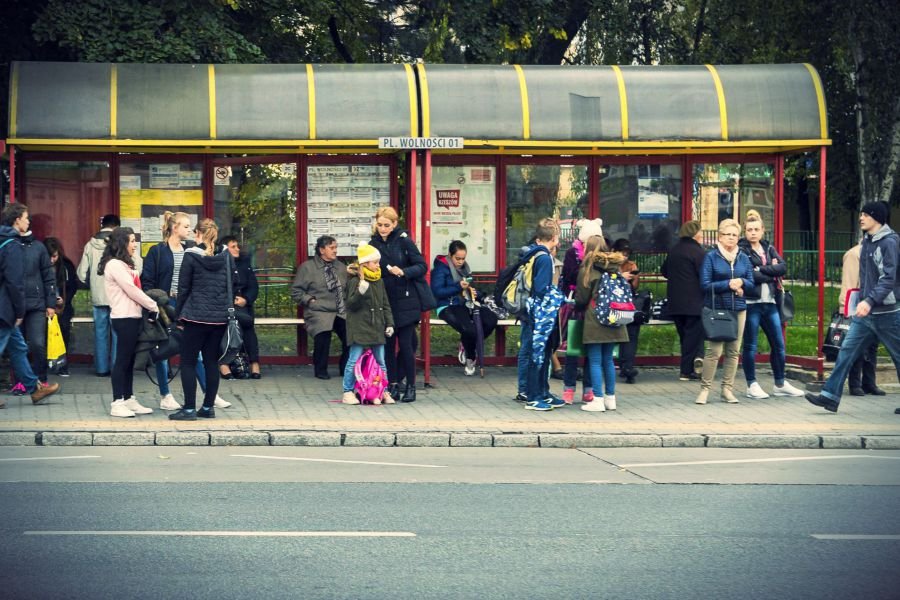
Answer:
[
  {"left": 214, "top": 395, "right": 232, "bottom": 409},
  {"left": 581, "top": 399, "right": 606, "bottom": 412},
  {"left": 721, "top": 389, "right": 740, "bottom": 403},
  {"left": 159, "top": 393, "right": 181, "bottom": 411},
  {"left": 604, "top": 395, "right": 617, "bottom": 411},
  {"left": 342, "top": 391, "right": 360, "bottom": 405},
  {"left": 458, "top": 347, "right": 466, "bottom": 365},
  {"left": 124, "top": 397, "right": 153, "bottom": 414},
  {"left": 772, "top": 382, "right": 805, "bottom": 397},
  {"left": 694, "top": 357, "right": 704, "bottom": 373},
  {"left": 464, "top": 359, "right": 476, "bottom": 376},
  {"left": 110, "top": 399, "right": 136, "bottom": 418},
  {"left": 382, "top": 390, "right": 395, "bottom": 404},
  {"left": 745, "top": 382, "right": 770, "bottom": 399}
]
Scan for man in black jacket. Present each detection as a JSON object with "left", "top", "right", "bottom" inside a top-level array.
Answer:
[
  {"left": 0, "top": 207, "right": 60, "bottom": 409},
  {"left": 661, "top": 220, "right": 706, "bottom": 381}
]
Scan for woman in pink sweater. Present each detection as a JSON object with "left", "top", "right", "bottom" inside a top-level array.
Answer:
[{"left": 99, "top": 227, "right": 159, "bottom": 418}]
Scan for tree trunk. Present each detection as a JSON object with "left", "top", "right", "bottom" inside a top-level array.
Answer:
[{"left": 877, "top": 97, "right": 900, "bottom": 203}]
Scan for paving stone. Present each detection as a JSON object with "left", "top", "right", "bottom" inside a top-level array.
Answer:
[
  {"left": 450, "top": 433, "right": 493, "bottom": 447},
  {"left": 41, "top": 432, "right": 93, "bottom": 446},
  {"left": 0, "top": 432, "right": 38, "bottom": 446},
  {"left": 156, "top": 432, "right": 210, "bottom": 446},
  {"left": 343, "top": 432, "right": 395, "bottom": 447},
  {"left": 863, "top": 436, "right": 900, "bottom": 449},
  {"left": 270, "top": 432, "right": 341, "bottom": 446},
  {"left": 210, "top": 431, "right": 271, "bottom": 446},
  {"left": 661, "top": 434, "right": 706, "bottom": 447},
  {"left": 707, "top": 434, "right": 820, "bottom": 449},
  {"left": 396, "top": 432, "right": 450, "bottom": 447},
  {"left": 493, "top": 434, "right": 539, "bottom": 447},
  {"left": 820, "top": 436, "right": 863, "bottom": 449},
  {"left": 93, "top": 432, "right": 155, "bottom": 446}
]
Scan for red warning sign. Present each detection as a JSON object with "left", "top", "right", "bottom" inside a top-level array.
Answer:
[{"left": 436, "top": 189, "right": 460, "bottom": 208}]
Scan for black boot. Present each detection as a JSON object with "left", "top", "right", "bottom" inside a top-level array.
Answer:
[
  {"left": 388, "top": 383, "right": 400, "bottom": 400},
  {"left": 401, "top": 385, "right": 417, "bottom": 403}
]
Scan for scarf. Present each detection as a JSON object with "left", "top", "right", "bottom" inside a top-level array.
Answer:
[
  {"left": 716, "top": 242, "right": 738, "bottom": 264},
  {"left": 573, "top": 239, "right": 585, "bottom": 261},
  {"left": 323, "top": 260, "right": 346, "bottom": 317},
  {"left": 362, "top": 265, "right": 382, "bottom": 282},
  {"left": 445, "top": 257, "right": 472, "bottom": 283}
]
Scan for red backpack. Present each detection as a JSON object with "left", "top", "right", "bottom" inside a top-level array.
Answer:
[{"left": 353, "top": 349, "right": 388, "bottom": 404}]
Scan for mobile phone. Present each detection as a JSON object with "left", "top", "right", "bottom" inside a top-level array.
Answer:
[{"left": 630, "top": 269, "right": 640, "bottom": 275}]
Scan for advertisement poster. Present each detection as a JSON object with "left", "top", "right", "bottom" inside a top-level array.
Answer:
[
  {"left": 429, "top": 166, "right": 496, "bottom": 272},
  {"left": 637, "top": 177, "right": 669, "bottom": 218}
]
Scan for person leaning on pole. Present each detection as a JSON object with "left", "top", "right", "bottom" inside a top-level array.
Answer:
[{"left": 806, "top": 201, "right": 900, "bottom": 413}]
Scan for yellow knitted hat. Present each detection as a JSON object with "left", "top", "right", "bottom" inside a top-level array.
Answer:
[{"left": 357, "top": 242, "right": 381, "bottom": 264}]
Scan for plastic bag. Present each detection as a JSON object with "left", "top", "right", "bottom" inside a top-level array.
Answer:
[{"left": 47, "top": 315, "right": 67, "bottom": 373}]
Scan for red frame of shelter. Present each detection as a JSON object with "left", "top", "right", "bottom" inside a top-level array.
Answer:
[{"left": 6, "top": 147, "right": 827, "bottom": 378}]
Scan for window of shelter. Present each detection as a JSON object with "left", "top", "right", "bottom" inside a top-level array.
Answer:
[{"left": 691, "top": 162, "right": 775, "bottom": 242}]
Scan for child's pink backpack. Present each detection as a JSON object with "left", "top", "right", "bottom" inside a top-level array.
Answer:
[{"left": 353, "top": 349, "right": 388, "bottom": 404}]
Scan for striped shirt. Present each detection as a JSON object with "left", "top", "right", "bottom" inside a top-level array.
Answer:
[{"left": 170, "top": 249, "right": 185, "bottom": 297}]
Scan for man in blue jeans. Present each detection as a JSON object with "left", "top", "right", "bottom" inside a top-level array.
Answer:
[
  {"left": 0, "top": 219, "right": 60, "bottom": 409},
  {"left": 807, "top": 201, "right": 900, "bottom": 413}
]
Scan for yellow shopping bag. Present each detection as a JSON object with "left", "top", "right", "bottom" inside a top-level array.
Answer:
[{"left": 47, "top": 315, "right": 67, "bottom": 372}]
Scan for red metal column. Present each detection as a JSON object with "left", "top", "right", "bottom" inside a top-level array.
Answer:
[
  {"left": 421, "top": 150, "right": 433, "bottom": 386},
  {"left": 495, "top": 156, "right": 508, "bottom": 357},
  {"left": 8, "top": 145, "right": 15, "bottom": 204},
  {"left": 816, "top": 147, "right": 827, "bottom": 379},
  {"left": 297, "top": 156, "right": 307, "bottom": 360}
]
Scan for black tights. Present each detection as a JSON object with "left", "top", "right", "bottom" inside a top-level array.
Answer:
[
  {"left": 111, "top": 318, "right": 141, "bottom": 400},
  {"left": 385, "top": 323, "right": 417, "bottom": 387},
  {"left": 180, "top": 322, "right": 225, "bottom": 410}
]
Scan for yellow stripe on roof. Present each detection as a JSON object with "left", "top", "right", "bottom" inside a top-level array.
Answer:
[
  {"left": 513, "top": 65, "right": 530, "bottom": 140},
  {"left": 610, "top": 66, "right": 629, "bottom": 140},
  {"left": 803, "top": 63, "right": 828, "bottom": 139},
  {"left": 416, "top": 63, "right": 430, "bottom": 137},
  {"left": 208, "top": 64, "right": 217, "bottom": 139},
  {"left": 110, "top": 64, "right": 118, "bottom": 138},
  {"left": 705, "top": 64, "right": 728, "bottom": 141},
  {"left": 9, "top": 62, "right": 19, "bottom": 138},
  {"left": 306, "top": 64, "right": 316, "bottom": 139}
]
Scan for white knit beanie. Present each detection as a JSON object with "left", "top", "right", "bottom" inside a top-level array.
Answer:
[{"left": 577, "top": 218, "right": 604, "bottom": 242}]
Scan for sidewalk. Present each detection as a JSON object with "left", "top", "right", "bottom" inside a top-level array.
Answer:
[{"left": 1, "top": 364, "right": 898, "bottom": 448}]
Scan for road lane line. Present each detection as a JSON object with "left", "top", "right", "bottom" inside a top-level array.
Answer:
[
  {"left": 811, "top": 534, "right": 900, "bottom": 540},
  {"left": 232, "top": 454, "right": 447, "bottom": 468},
  {"left": 618, "top": 455, "right": 900, "bottom": 468},
  {"left": 0, "top": 456, "right": 101, "bottom": 462},
  {"left": 24, "top": 530, "right": 416, "bottom": 537}
]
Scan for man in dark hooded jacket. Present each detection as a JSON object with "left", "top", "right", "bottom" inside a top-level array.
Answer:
[{"left": 0, "top": 206, "right": 60, "bottom": 409}]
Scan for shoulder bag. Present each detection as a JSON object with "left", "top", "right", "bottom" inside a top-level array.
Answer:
[
  {"left": 219, "top": 253, "right": 244, "bottom": 364},
  {"left": 701, "top": 265, "right": 738, "bottom": 342},
  {"left": 775, "top": 279, "right": 795, "bottom": 323}
]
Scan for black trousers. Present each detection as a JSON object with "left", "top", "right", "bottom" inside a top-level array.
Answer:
[
  {"left": 241, "top": 322, "right": 260, "bottom": 362},
  {"left": 386, "top": 323, "right": 418, "bottom": 387},
  {"left": 673, "top": 314, "right": 705, "bottom": 376},
  {"left": 180, "top": 322, "right": 225, "bottom": 410},
  {"left": 440, "top": 305, "right": 499, "bottom": 360},
  {"left": 111, "top": 318, "right": 141, "bottom": 400},
  {"left": 312, "top": 317, "right": 349, "bottom": 377},
  {"left": 618, "top": 321, "right": 642, "bottom": 372},
  {"left": 848, "top": 340, "right": 878, "bottom": 390}
]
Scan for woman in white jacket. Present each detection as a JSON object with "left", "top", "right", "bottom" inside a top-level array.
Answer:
[{"left": 99, "top": 228, "right": 160, "bottom": 418}]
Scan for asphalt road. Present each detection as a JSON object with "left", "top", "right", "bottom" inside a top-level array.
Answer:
[{"left": 1, "top": 447, "right": 898, "bottom": 599}]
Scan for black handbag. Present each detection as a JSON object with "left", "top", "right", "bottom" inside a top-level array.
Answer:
[
  {"left": 822, "top": 311, "right": 851, "bottom": 361},
  {"left": 150, "top": 326, "right": 183, "bottom": 363},
  {"left": 219, "top": 253, "right": 244, "bottom": 365},
  {"left": 775, "top": 283, "right": 795, "bottom": 323},
  {"left": 412, "top": 276, "right": 438, "bottom": 312},
  {"left": 701, "top": 286, "right": 739, "bottom": 342}
]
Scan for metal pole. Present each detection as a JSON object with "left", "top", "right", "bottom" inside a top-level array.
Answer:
[
  {"left": 816, "top": 146, "right": 827, "bottom": 379},
  {"left": 421, "top": 149, "right": 433, "bottom": 386},
  {"left": 8, "top": 145, "right": 15, "bottom": 204}
]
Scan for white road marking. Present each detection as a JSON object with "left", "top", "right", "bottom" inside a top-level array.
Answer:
[
  {"left": 232, "top": 454, "right": 447, "bottom": 468},
  {"left": 0, "top": 455, "right": 101, "bottom": 462},
  {"left": 811, "top": 534, "right": 900, "bottom": 540},
  {"left": 24, "top": 530, "right": 415, "bottom": 537},
  {"left": 618, "top": 455, "right": 900, "bottom": 468}
]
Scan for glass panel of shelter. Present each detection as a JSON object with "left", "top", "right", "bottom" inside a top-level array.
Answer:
[{"left": 691, "top": 162, "right": 775, "bottom": 245}]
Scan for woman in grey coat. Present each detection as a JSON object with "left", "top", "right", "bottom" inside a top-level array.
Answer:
[{"left": 291, "top": 235, "right": 350, "bottom": 379}]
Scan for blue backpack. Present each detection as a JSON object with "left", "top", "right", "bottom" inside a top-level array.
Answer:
[{"left": 593, "top": 272, "right": 636, "bottom": 327}]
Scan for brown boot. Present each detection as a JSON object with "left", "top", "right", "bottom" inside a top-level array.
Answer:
[{"left": 31, "top": 382, "right": 60, "bottom": 405}]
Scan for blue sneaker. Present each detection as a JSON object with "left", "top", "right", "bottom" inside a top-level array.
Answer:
[
  {"left": 525, "top": 400, "right": 553, "bottom": 411},
  {"left": 544, "top": 394, "right": 566, "bottom": 408}
]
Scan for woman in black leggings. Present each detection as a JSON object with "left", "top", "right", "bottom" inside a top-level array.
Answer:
[{"left": 369, "top": 206, "right": 429, "bottom": 402}]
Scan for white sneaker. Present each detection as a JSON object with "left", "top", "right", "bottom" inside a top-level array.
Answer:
[
  {"left": 159, "top": 393, "right": 181, "bottom": 411},
  {"left": 458, "top": 347, "right": 466, "bottom": 365},
  {"left": 342, "top": 391, "right": 360, "bottom": 405},
  {"left": 124, "top": 396, "right": 153, "bottom": 415},
  {"left": 214, "top": 395, "right": 232, "bottom": 409},
  {"left": 382, "top": 391, "right": 395, "bottom": 404},
  {"left": 581, "top": 399, "right": 606, "bottom": 412},
  {"left": 110, "top": 399, "right": 136, "bottom": 418},
  {"left": 464, "top": 359, "right": 476, "bottom": 376},
  {"left": 745, "top": 382, "right": 770, "bottom": 399},
  {"left": 773, "top": 381, "right": 805, "bottom": 397},
  {"left": 693, "top": 357, "right": 704, "bottom": 373},
  {"left": 604, "top": 395, "right": 617, "bottom": 411}
]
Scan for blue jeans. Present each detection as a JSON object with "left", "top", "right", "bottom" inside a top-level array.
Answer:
[
  {"left": 742, "top": 302, "right": 786, "bottom": 385},
  {"left": 157, "top": 355, "right": 207, "bottom": 396},
  {"left": 92, "top": 306, "right": 118, "bottom": 374},
  {"left": 342, "top": 344, "right": 387, "bottom": 392},
  {"left": 520, "top": 319, "right": 552, "bottom": 403},
  {"left": 822, "top": 311, "right": 900, "bottom": 405},
  {"left": 586, "top": 343, "right": 616, "bottom": 396},
  {"left": 0, "top": 325, "right": 39, "bottom": 392}
]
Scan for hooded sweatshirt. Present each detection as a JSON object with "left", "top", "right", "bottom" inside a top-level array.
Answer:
[
  {"left": 0, "top": 225, "right": 26, "bottom": 327},
  {"left": 860, "top": 224, "right": 900, "bottom": 314},
  {"left": 103, "top": 259, "right": 158, "bottom": 319},
  {"left": 17, "top": 232, "right": 56, "bottom": 312},
  {"left": 174, "top": 246, "right": 233, "bottom": 325}
]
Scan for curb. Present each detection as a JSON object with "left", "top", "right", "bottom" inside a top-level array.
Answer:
[{"left": 0, "top": 431, "right": 895, "bottom": 450}]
